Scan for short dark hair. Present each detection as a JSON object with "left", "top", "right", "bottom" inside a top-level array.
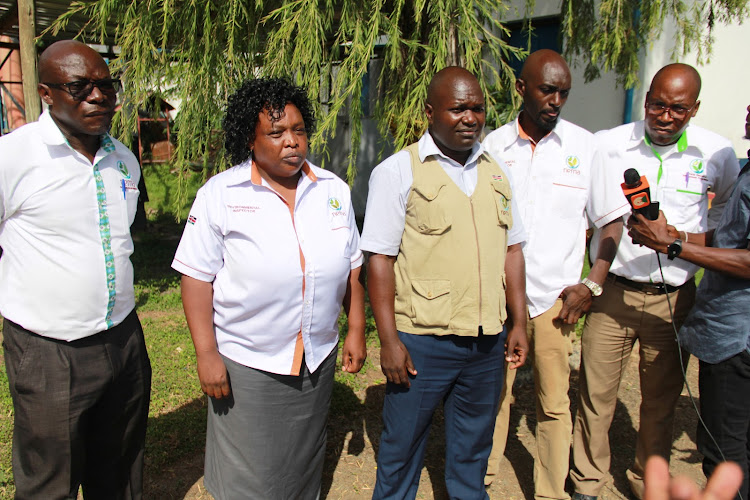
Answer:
[{"left": 223, "top": 77, "right": 316, "bottom": 165}]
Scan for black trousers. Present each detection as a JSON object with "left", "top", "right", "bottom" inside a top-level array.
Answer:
[
  {"left": 698, "top": 349, "right": 750, "bottom": 500},
  {"left": 2, "top": 310, "right": 152, "bottom": 500}
]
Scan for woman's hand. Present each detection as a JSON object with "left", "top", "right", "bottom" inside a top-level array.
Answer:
[
  {"left": 341, "top": 329, "right": 367, "bottom": 373},
  {"left": 196, "top": 349, "right": 231, "bottom": 399}
]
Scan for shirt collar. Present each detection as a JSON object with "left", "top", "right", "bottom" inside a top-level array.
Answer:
[
  {"left": 514, "top": 114, "right": 563, "bottom": 146},
  {"left": 226, "top": 157, "right": 319, "bottom": 188},
  {"left": 418, "top": 130, "right": 484, "bottom": 166},
  {"left": 38, "top": 109, "right": 117, "bottom": 161},
  {"left": 628, "top": 120, "right": 696, "bottom": 154},
  {"left": 38, "top": 110, "right": 69, "bottom": 147}
]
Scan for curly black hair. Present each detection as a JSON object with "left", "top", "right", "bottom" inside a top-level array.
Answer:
[{"left": 223, "top": 77, "right": 316, "bottom": 165}]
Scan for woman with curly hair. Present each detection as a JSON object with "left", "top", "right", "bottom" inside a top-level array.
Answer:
[{"left": 172, "top": 77, "right": 366, "bottom": 499}]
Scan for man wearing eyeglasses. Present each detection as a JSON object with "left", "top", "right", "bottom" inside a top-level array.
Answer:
[
  {"left": 570, "top": 63, "right": 740, "bottom": 500},
  {"left": 0, "top": 40, "right": 151, "bottom": 498}
]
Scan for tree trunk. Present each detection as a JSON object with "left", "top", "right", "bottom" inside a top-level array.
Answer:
[
  {"left": 448, "top": 16, "right": 459, "bottom": 66},
  {"left": 17, "top": 0, "right": 40, "bottom": 122}
]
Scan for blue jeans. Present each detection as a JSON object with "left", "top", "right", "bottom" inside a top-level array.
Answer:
[
  {"left": 372, "top": 329, "right": 506, "bottom": 500},
  {"left": 698, "top": 349, "right": 750, "bottom": 500}
]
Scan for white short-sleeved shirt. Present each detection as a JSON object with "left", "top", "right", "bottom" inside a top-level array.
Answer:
[
  {"left": 483, "top": 118, "right": 630, "bottom": 318},
  {"left": 172, "top": 160, "right": 362, "bottom": 375},
  {"left": 591, "top": 121, "right": 740, "bottom": 286},
  {"left": 360, "top": 131, "right": 526, "bottom": 255},
  {"left": 0, "top": 111, "right": 140, "bottom": 340}
]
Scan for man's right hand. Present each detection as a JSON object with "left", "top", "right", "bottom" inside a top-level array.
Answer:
[
  {"left": 196, "top": 349, "right": 231, "bottom": 399},
  {"left": 380, "top": 339, "right": 417, "bottom": 387}
]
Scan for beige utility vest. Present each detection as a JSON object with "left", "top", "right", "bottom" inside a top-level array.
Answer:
[{"left": 394, "top": 143, "right": 514, "bottom": 337}]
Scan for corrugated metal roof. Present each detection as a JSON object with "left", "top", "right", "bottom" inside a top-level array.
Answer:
[{"left": 0, "top": 1, "right": 118, "bottom": 51}]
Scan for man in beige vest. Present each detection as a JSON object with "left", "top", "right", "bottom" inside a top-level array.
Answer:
[{"left": 361, "top": 66, "right": 528, "bottom": 499}]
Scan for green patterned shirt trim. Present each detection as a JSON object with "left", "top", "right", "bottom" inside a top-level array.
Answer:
[{"left": 95, "top": 134, "right": 117, "bottom": 328}]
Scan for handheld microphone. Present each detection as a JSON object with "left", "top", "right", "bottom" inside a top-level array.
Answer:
[{"left": 621, "top": 168, "right": 659, "bottom": 220}]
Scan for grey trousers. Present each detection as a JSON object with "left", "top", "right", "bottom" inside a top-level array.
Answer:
[
  {"left": 3, "top": 310, "right": 152, "bottom": 500},
  {"left": 205, "top": 348, "right": 336, "bottom": 500}
]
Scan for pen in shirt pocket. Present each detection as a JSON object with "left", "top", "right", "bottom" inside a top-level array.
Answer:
[{"left": 121, "top": 179, "right": 127, "bottom": 200}]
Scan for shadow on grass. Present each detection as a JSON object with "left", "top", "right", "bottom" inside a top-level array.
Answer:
[
  {"left": 143, "top": 397, "right": 208, "bottom": 499},
  {"left": 132, "top": 218, "right": 185, "bottom": 310},
  {"left": 322, "top": 381, "right": 369, "bottom": 497}
]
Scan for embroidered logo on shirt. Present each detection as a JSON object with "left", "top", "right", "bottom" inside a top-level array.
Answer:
[
  {"left": 690, "top": 159, "right": 705, "bottom": 174},
  {"left": 492, "top": 174, "right": 504, "bottom": 182},
  {"left": 328, "top": 197, "right": 342, "bottom": 211},
  {"left": 187, "top": 215, "right": 197, "bottom": 225},
  {"left": 500, "top": 196, "right": 510, "bottom": 210},
  {"left": 227, "top": 205, "right": 259, "bottom": 213},
  {"left": 117, "top": 161, "right": 131, "bottom": 179},
  {"left": 564, "top": 156, "right": 581, "bottom": 175}
]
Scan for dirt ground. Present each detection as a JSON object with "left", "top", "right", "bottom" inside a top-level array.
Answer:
[{"left": 153, "top": 337, "right": 704, "bottom": 500}]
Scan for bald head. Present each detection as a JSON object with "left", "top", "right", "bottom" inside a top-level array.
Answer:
[
  {"left": 36, "top": 40, "right": 117, "bottom": 156},
  {"left": 425, "top": 66, "right": 485, "bottom": 165},
  {"left": 38, "top": 40, "right": 106, "bottom": 83},
  {"left": 516, "top": 49, "right": 571, "bottom": 141},
  {"left": 644, "top": 63, "right": 702, "bottom": 145},
  {"left": 519, "top": 49, "right": 570, "bottom": 83},
  {"left": 649, "top": 63, "right": 701, "bottom": 100},
  {"left": 426, "top": 66, "right": 481, "bottom": 106}
]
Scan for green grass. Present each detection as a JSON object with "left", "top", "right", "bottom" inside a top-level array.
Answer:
[
  {"left": 0, "top": 164, "right": 380, "bottom": 498},
  {"left": 0, "top": 163, "right": 702, "bottom": 497}
]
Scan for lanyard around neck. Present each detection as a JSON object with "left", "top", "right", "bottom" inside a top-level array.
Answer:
[{"left": 643, "top": 130, "right": 689, "bottom": 185}]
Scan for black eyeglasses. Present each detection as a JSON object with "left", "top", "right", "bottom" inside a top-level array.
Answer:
[
  {"left": 645, "top": 101, "right": 698, "bottom": 120},
  {"left": 43, "top": 78, "right": 121, "bottom": 100}
]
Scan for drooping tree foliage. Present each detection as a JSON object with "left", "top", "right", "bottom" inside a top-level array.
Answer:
[
  {"left": 50, "top": 0, "right": 748, "bottom": 189},
  {"left": 562, "top": 0, "right": 748, "bottom": 88}
]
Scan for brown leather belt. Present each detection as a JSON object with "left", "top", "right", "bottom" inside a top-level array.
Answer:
[{"left": 607, "top": 273, "right": 689, "bottom": 295}]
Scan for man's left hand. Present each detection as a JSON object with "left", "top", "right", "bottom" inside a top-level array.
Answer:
[
  {"left": 556, "top": 283, "right": 593, "bottom": 325},
  {"left": 627, "top": 212, "right": 679, "bottom": 253},
  {"left": 505, "top": 325, "right": 528, "bottom": 370}
]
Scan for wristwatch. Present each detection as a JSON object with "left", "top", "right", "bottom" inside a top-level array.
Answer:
[
  {"left": 667, "top": 239, "right": 683, "bottom": 260},
  {"left": 580, "top": 277, "right": 603, "bottom": 297}
]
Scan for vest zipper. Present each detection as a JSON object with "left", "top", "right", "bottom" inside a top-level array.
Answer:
[{"left": 469, "top": 198, "right": 482, "bottom": 327}]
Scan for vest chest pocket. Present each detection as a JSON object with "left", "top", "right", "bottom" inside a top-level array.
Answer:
[
  {"left": 410, "top": 184, "right": 452, "bottom": 235},
  {"left": 411, "top": 279, "right": 451, "bottom": 327},
  {"left": 491, "top": 179, "right": 513, "bottom": 228}
]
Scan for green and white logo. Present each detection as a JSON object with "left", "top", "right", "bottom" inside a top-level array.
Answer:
[
  {"left": 690, "top": 159, "right": 705, "bottom": 174},
  {"left": 328, "top": 197, "right": 342, "bottom": 211},
  {"left": 566, "top": 156, "right": 580, "bottom": 169},
  {"left": 118, "top": 161, "right": 131, "bottom": 179},
  {"left": 500, "top": 196, "right": 510, "bottom": 210}
]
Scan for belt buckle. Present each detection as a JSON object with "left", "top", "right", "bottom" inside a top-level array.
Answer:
[{"left": 641, "top": 282, "right": 664, "bottom": 294}]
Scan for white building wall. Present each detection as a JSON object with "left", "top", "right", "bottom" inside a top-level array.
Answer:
[{"left": 633, "top": 19, "right": 750, "bottom": 157}]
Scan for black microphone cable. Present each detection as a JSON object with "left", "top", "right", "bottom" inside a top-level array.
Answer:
[{"left": 655, "top": 251, "right": 744, "bottom": 500}]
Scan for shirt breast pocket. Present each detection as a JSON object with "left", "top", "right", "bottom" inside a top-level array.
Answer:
[
  {"left": 410, "top": 184, "right": 452, "bottom": 235},
  {"left": 661, "top": 170, "right": 709, "bottom": 226},
  {"left": 549, "top": 180, "right": 588, "bottom": 220},
  {"left": 327, "top": 214, "right": 352, "bottom": 259}
]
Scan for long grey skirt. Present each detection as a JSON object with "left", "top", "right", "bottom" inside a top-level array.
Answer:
[{"left": 204, "top": 348, "right": 336, "bottom": 500}]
